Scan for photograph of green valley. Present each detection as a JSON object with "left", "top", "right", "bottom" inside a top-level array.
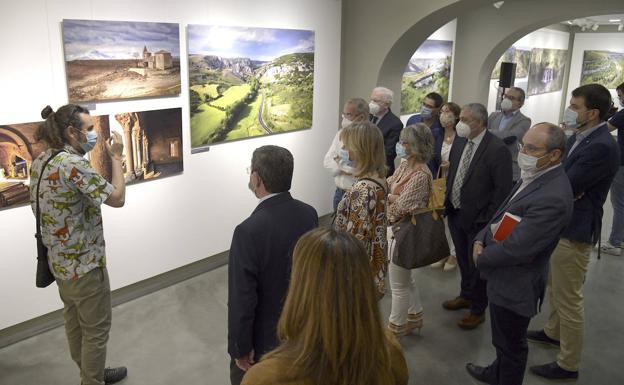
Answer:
[{"left": 188, "top": 25, "right": 315, "bottom": 152}]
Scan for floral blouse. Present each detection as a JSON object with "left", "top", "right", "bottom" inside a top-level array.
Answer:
[
  {"left": 387, "top": 162, "right": 432, "bottom": 224},
  {"left": 334, "top": 178, "right": 388, "bottom": 295}
]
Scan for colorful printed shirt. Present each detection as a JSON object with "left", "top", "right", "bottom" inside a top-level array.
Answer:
[
  {"left": 387, "top": 163, "right": 432, "bottom": 224},
  {"left": 333, "top": 178, "right": 388, "bottom": 295},
  {"left": 29, "top": 145, "right": 113, "bottom": 281}
]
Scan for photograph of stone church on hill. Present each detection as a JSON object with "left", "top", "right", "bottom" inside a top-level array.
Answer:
[
  {"left": 188, "top": 25, "right": 315, "bottom": 151},
  {"left": 89, "top": 108, "right": 183, "bottom": 185},
  {"left": 62, "top": 19, "right": 181, "bottom": 103}
]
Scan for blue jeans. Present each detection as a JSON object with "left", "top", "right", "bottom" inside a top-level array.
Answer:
[
  {"left": 608, "top": 166, "right": 624, "bottom": 246},
  {"left": 333, "top": 188, "right": 345, "bottom": 212}
]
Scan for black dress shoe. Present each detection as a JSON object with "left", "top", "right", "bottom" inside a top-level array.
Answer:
[
  {"left": 104, "top": 367, "right": 128, "bottom": 385},
  {"left": 466, "top": 363, "right": 494, "bottom": 384},
  {"left": 530, "top": 362, "right": 578, "bottom": 380},
  {"left": 527, "top": 330, "right": 560, "bottom": 347}
]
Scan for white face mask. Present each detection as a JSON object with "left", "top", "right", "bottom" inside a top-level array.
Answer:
[
  {"left": 369, "top": 101, "right": 381, "bottom": 116},
  {"left": 500, "top": 98, "right": 513, "bottom": 112},
  {"left": 518, "top": 151, "right": 550, "bottom": 179},
  {"left": 456, "top": 121, "right": 472, "bottom": 138},
  {"left": 341, "top": 116, "right": 352, "bottom": 129},
  {"left": 563, "top": 108, "right": 588, "bottom": 130}
]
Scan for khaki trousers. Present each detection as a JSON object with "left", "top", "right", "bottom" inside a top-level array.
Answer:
[
  {"left": 543, "top": 238, "right": 591, "bottom": 372},
  {"left": 57, "top": 268, "right": 112, "bottom": 385}
]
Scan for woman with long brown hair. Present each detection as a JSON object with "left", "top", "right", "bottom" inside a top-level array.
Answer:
[
  {"left": 333, "top": 121, "right": 388, "bottom": 296},
  {"left": 241, "top": 228, "right": 408, "bottom": 385}
]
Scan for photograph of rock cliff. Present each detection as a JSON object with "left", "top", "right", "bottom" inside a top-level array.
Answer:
[
  {"left": 62, "top": 19, "right": 181, "bottom": 103},
  {"left": 89, "top": 108, "right": 183, "bottom": 185},
  {"left": 188, "top": 25, "right": 315, "bottom": 150}
]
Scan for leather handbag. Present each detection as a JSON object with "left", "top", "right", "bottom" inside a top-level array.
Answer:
[
  {"left": 429, "top": 167, "right": 446, "bottom": 215},
  {"left": 35, "top": 150, "right": 64, "bottom": 288},
  {"left": 391, "top": 176, "right": 449, "bottom": 269}
]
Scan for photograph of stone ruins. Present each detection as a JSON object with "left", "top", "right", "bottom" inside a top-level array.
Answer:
[
  {"left": 62, "top": 19, "right": 181, "bottom": 103},
  {"left": 0, "top": 121, "right": 47, "bottom": 209},
  {"left": 90, "top": 108, "right": 184, "bottom": 185}
]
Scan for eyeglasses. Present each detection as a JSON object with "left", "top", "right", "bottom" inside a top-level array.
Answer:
[{"left": 517, "top": 143, "right": 547, "bottom": 154}]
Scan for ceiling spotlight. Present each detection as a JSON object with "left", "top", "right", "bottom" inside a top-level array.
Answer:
[
  {"left": 592, "top": 24, "right": 599, "bottom": 31},
  {"left": 493, "top": 1, "right": 504, "bottom": 9},
  {"left": 619, "top": 24, "right": 624, "bottom": 31},
  {"left": 609, "top": 19, "right": 621, "bottom": 23},
  {"left": 567, "top": 21, "right": 573, "bottom": 25}
]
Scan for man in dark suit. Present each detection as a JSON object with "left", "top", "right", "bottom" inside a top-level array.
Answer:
[
  {"left": 488, "top": 87, "right": 532, "bottom": 182},
  {"left": 443, "top": 103, "right": 513, "bottom": 329},
  {"left": 369, "top": 86, "right": 403, "bottom": 176},
  {"left": 228, "top": 145, "right": 318, "bottom": 385},
  {"left": 466, "top": 123, "right": 573, "bottom": 385},
  {"left": 528, "top": 84, "right": 620, "bottom": 380}
]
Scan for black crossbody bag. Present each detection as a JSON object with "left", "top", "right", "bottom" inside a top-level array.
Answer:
[{"left": 35, "top": 150, "right": 64, "bottom": 288}]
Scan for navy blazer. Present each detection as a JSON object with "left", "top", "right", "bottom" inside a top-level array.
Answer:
[
  {"left": 476, "top": 167, "right": 574, "bottom": 318},
  {"left": 445, "top": 130, "right": 513, "bottom": 235},
  {"left": 561, "top": 123, "right": 620, "bottom": 244},
  {"left": 227, "top": 192, "right": 318, "bottom": 360},
  {"left": 372, "top": 109, "right": 403, "bottom": 176}
]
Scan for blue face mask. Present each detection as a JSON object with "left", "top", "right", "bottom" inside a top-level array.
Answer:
[
  {"left": 338, "top": 149, "right": 353, "bottom": 167},
  {"left": 421, "top": 106, "right": 433, "bottom": 119},
  {"left": 80, "top": 130, "right": 98, "bottom": 153},
  {"left": 395, "top": 143, "right": 407, "bottom": 158}
]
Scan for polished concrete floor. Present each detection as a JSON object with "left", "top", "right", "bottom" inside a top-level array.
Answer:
[{"left": 1, "top": 246, "right": 622, "bottom": 385}]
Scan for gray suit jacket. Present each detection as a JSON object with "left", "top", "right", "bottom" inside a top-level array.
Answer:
[
  {"left": 488, "top": 110, "right": 531, "bottom": 181},
  {"left": 475, "top": 166, "right": 573, "bottom": 318}
]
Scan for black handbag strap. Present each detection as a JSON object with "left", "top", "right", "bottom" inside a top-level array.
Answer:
[{"left": 35, "top": 150, "right": 65, "bottom": 241}]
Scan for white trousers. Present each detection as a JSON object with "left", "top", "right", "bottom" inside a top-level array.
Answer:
[{"left": 387, "top": 227, "right": 423, "bottom": 326}]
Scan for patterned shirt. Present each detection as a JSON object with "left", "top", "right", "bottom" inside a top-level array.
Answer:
[
  {"left": 387, "top": 163, "right": 432, "bottom": 224},
  {"left": 334, "top": 178, "right": 388, "bottom": 294},
  {"left": 29, "top": 145, "right": 113, "bottom": 280}
]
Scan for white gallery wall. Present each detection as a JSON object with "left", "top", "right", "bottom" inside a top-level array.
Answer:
[
  {"left": 568, "top": 32, "right": 624, "bottom": 106},
  {"left": 0, "top": 0, "right": 341, "bottom": 330},
  {"left": 400, "top": 19, "right": 457, "bottom": 124},
  {"left": 487, "top": 28, "right": 570, "bottom": 126}
]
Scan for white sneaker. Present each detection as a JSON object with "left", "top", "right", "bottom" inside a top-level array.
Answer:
[{"left": 600, "top": 242, "right": 622, "bottom": 256}]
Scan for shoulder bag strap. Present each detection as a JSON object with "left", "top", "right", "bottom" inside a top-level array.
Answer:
[{"left": 35, "top": 150, "right": 65, "bottom": 240}]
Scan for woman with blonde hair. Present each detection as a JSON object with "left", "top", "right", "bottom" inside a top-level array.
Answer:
[
  {"left": 333, "top": 121, "right": 388, "bottom": 296},
  {"left": 241, "top": 228, "right": 408, "bottom": 385},
  {"left": 387, "top": 123, "right": 434, "bottom": 336}
]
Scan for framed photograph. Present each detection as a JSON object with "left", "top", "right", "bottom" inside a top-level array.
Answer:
[
  {"left": 581, "top": 50, "right": 624, "bottom": 90},
  {"left": 62, "top": 19, "right": 181, "bottom": 103},
  {"left": 188, "top": 25, "right": 315, "bottom": 151},
  {"left": 527, "top": 48, "right": 568, "bottom": 96}
]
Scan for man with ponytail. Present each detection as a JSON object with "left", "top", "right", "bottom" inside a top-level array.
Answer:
[{"left": 30, "top": 104, "right": 127, "bottom": 385}]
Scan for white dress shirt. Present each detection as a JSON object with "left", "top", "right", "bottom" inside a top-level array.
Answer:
[{"left": 323, "top": 129, "right": 356, "bottom": 190}]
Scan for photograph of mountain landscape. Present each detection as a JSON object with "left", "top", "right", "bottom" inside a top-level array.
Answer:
[
  {"left": 581, "top": 50, "right": 624, "bottom": 90},
  {"left": 527, "top": 48, "right": 568, "bottom": 96},
  {"left": 0, "top": 121, "right": 48, "bottom": 209},
  {"left": 90, "top": 108, "right": 183, "bottom": 185},
  {"left": 62, "top": 19, "right": 181, "bottom": 103},
  {"left": 401, "top": 40, "right": 453, "bottom": 115},
  {"left": 491, "top": 47, "right": 531, "bottom": 82},
  {"left": 188, "top": 25, "right": 314, "bottom": 150}
]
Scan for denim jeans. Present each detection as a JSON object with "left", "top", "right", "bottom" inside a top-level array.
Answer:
[{"left": 608, "top": 166, "right": 624, "bottom": 246}]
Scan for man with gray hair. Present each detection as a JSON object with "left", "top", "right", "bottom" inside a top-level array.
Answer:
[
  {"left": 443, "top": 102, "right": 513, "bottom": 330},
  {"left": 324, "top": 98, "right": 369, "bottom": 211},
  {"left": 467, "top": 123, "right": 573, "bottom": 385},
  {"left": 369, "top": 86, "right": 403, "bottom": 176},
  {"left": 488, "top": 87, "right": 532, "bottom": 182}
]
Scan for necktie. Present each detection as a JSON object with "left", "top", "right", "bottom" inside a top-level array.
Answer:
[{"left": 450, "top": 141, "right": 475, "bottom": 208}]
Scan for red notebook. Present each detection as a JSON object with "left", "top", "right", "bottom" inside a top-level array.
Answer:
[{"left": 492, "top": 212, "right": 522, "bottom": 242}]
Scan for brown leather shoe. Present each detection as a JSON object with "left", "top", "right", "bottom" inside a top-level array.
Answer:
[
  {"left": 458, "top": 313, "right": 485, "bottom": 330},
  {"left": 442, "top": 297, "right": 472, "bottom": 311}
]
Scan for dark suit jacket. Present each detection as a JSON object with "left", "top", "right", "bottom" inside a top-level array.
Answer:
[
  {"left": 476, "top": 167, "right": 574, "bottom": 318},
  {"left": 445, "top": 130, "right": 513, "bottom": 235},
  {"left": 227, "top": 192, "right": 318, "bottom": 360},
  {"left": 561, "top": 123, "right": 620, "bottom": 244},
  {"left": 488, "top": 110, "right": 532, "bottom": 181},
  {"left": 372, "top": 109, "right": 403, "bottom": 176}
]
